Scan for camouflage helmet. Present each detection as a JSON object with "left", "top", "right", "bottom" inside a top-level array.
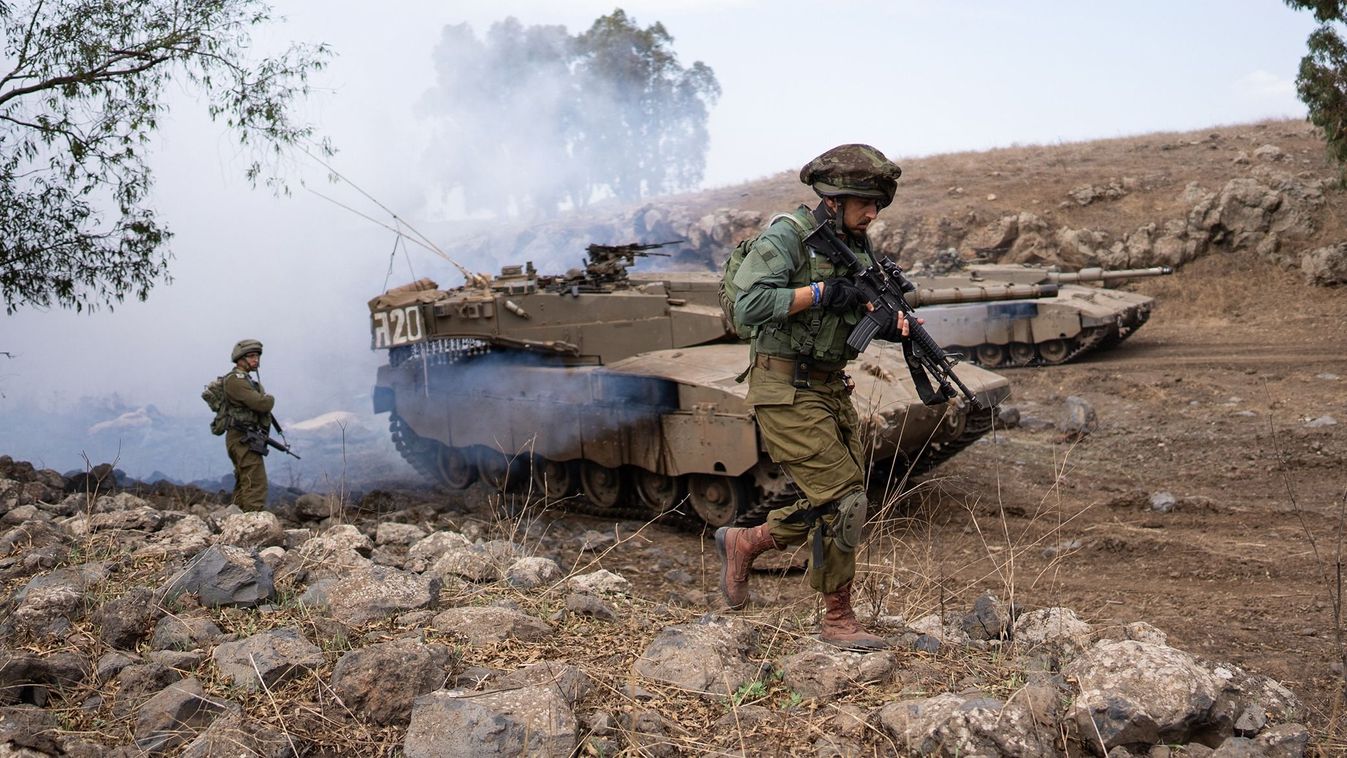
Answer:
[
  {"left": 799, "top": 144, "right": 902, "bottom": 208},
  {"left": 231, "top": 339, "right": 263, "bottom": 363}
]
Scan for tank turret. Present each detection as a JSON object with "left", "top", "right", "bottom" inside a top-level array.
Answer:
[
  {"left": 910, "top": 263, "right": 1176, "bottom": 367},
  {"left": 368, "top": 244, "right": 1044, "bottom": 530}
]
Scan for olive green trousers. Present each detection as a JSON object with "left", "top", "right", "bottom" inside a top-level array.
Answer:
[
  {"left": 225, "top": 430, "right": 268, "bottom": 511},
  {"left": 748, "top": 366, "right": 867, "bottom": 593}
]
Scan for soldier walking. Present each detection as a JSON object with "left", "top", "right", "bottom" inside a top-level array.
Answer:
[
  {"left": 717, "top": 144, "right": 910, "bottom": 650},
  {"left": 222, "top": 339, "right": 275, "bottom": 510}
]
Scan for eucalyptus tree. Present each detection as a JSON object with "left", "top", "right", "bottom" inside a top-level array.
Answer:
[{"left": 0, "top": 0, "right": 332, "bottom": 314}]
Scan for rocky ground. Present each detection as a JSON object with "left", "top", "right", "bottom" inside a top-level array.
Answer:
[{"left": 3, "top": 118, "right": 1345, "bottom": 756}]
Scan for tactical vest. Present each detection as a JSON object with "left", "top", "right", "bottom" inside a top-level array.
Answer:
[
  {"left": 220, "top": 370, "right": 271, "bottom": 432},
  {"left": 751, "top": 207, "right": 874, "bottom": 365}
]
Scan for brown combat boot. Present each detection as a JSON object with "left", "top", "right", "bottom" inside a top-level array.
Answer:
[
  {"left": 715, "top": 524, "right": 778, "bottom": 609},
  {"left": 820, "top": 581, "right": 891, "bottom": 651}
]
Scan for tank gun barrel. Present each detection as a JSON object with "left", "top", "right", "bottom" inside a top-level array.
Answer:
[
  {"left": 906, "top": 283, "right": 1060, "bottom": 307},
  {"left": 1047, "top": 266, "right": 1173, "bottom": 284}
]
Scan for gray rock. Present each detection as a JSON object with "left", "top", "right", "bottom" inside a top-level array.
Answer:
[
  {"left": 498, "top": 661, "right": 592, "bottom": 709},
  {"left": 431, "top": 606, "right": 552, "bottom": 644},
  {"left": 404, "top": 685, "right": 577, "bottom": 758},
  {"left": 376, "top": 522, "right": 427, "bottom": 546},
  {"left": 147, "top": 515, "right": 212, "bottom": 559},
  {"left": 160, "top": 545, "right": 275, "bottom": 608},
  {"left": 1012, "top": 607, "right": 1092, "bottom": 650},
  {"left": 11, "top": 579, "right": 84, "bottom": 638},
  {"left": 1124, "top": 621, "right": 1168, "bottom": 646},
  {"left": 94, "top": 587, "right": 162, "bottom": 650},
  {"left": 1252, "top": 723, "right": 1311, "bottom": 757},
  {"left": 214, "top": 511, "right": 284, "bottom": 549},
  {"left": 111, "top": 663, "right": 183, "bottom": 718},
  {"left": 177, "top": 709, "right": 292, "bottom": 758},
  {"left": 778, "top": 643, "right": 896, "bottom": 699},
  {"left": 325, "top": 565, "right": 441, "bottom": 627},
  {"left": 565, "top": 592, "right": 618, "bottom": 622},
  {"left": 1150, "top": 492, "right": 1178, "bottom": 513},
  {"left": 632, "top": 614, "right": 757, "bottom": 697},
  {"left": 96, "top": 652, "right": 137, "bottom": 683},
  {"left": 211, "top": 627, "right": 324, "bottom": 690},
  {"left": 962, "top": 593, "right": 1011, "bottom": 641},
  {"left": 147, "top": 649, "right": 207, "bottom": 671},
  {"left": 997, "top": 405, "right": 1022, "bottom": 428},
  {"left": 132, "top": 678, "right": 229, "bottom": 755},
  {"left": 0, "top": 704, "right": 62, "bottom": 755},
  {"left": 1304, "top": 415, "right": 1338, "bottom": 428},
  {"left": 150, "top": 615, "right": 223, "bottom": 652},
  {"left": 505, "top": 556, "right": 563, "bottom": 589},
  {"left": 1064, "top": 639, "right": 1222, "bottom": 749},
  {"left": 429, "top": 541, "right": 515, "bottom": 583},
  {"left": 293, "top": 492, "right": 335, "bottom": 521},
  {"left": 0, "top": 651, "right": 88, "bottom": 707},
  {"left": 1252, "top": 144, "right": 1286, "bottom": 162},
  {"left": 1301, "top": 242, "right": 1347, "bottom": 286},
  {"left": 874, "top": 691, "right": 1059, "bottom": 757},
  {"left": 331, "top": 637, "right": 455, "bottom": 725},
  {"left": 567, "top": 568, "right": 630, "bottom": 596},
  {"left": 405, "top": 530, "right": 472, "bottom": 571},
  {"left": 1058, "top": 396, "right": 1099, "bottom": 439}
]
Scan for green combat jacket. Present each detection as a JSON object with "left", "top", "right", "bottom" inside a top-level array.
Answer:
[
  {"left": 732, "top": 204, "right": 875, "bottom": 365},
  {"left": 222, "top": 370, "right": 275, "bottom": 431}
]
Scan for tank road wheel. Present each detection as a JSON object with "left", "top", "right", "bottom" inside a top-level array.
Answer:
[
  {"left": 478, "top": 448, "right": 526, "bottom": 492},
  {"left": 1008, "top": 342, "right": 1037, "bottom": 366},
  {"left": 634, "top": 470, "right": 685, "bottom": 515},
  {"left": 975, "top": 344, "right": 1008, "bottom": 367},
  {"left": 532, "top": 458, "right": 578, "bottom": 501},
  {"left": 435, "top": 447, "right": 478, "bottom": 490},
  {"left": 687, "top": 474, "right": 747, "bottom": 528},
  {"left": 580, "top": 462, "right": 627, "bottom": 509},
  {"left": 1037, "top": 338, "right": 1072, "bottom": 364}
]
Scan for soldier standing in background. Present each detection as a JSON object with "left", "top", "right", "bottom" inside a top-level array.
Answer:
[
  {"left": 223, "top": 339, "right": 275, "bottom": 510},
  {"left": 716, "top": 144, "right": 909, "bottom": 650}
]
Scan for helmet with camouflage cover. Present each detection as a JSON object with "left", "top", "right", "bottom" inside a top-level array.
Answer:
[
  {"left": 800, "top": 144, "right": 903, "bottom": 208},
  {"left": 231, "top": 339, "right": 264, "bottom": 363}
]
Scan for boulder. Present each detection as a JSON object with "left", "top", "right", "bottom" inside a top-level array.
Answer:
[
  {"left": 404, "top": 685, "right": 577, "bottom": 758},
  {"left": 331, "top": 637, "right": 455, "bottom": 725},
  {"left": 132, "top": 678, "right": 229, "bottom": 755},
  {"left": 405, "top": 531, "right": 473, "bottom": 572},
  {"left": 777, "top": 643, "right": 896, "bottom": 699},
  {"left": 160, "top": 545, "right": 275, "bottom": 608},
  {"left": 211, "top": 627, "right": 324, "bottom": 690},
  {"left": 150, "top": 615, "right": 224, "bottom": 652},
  {"left": 1300, "top": 242, "right": 1347, "bottom": 286},
  {"left": 505, "top": 556, "right": 563, "bottom": 589},
  {"left": 431, "top": 606, "right": 552, "bottom": 644},
  {"left": 1013, "top": 607, "right": 1092, "bottom": 650},
  {"left": 632, "top": 614, "right": 757, "bottom": 697},
  {"left": 376, "top": 522, "right": 427, "bottom": 547},
  {"left": 1059, "top": 396, "right": 1099, "bottom": 440},
  {"left": 0, "top": 651, "right": 88, "bottom": 707},
  {"left": 214, "top": 511, "right": 284, "bottom": 549},
  {"left": 323, "top": 565, "right": 441, "bottom": 627},
  {"left": 93, "top": 587, "right": 162, "bottom": 650},
  {"left": 962, "top": 592, "right": 1012, "bottom": 641},
  {"left": 1063, "top": 639, "right": 1222, "bottom": 752},
  {"left": 874, "top": 691, "right": 1059, "bottom": 757},
  {"left": 567, "top": 569, "right": 630, "bottom": 596}
]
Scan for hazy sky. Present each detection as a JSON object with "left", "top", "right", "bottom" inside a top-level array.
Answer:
[{"left": 0, "top": 1, "right": 1318, "bottom": 475}]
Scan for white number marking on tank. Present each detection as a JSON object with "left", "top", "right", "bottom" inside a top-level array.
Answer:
[{"left": 372, "top": 306, "right": 424, "bottom": 348}]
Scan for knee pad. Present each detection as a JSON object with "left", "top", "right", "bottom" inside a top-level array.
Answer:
[{"left": 833, "top": 490, "right": 869, "bottom": 553}]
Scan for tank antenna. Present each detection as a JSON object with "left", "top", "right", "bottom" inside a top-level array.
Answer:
[{"left": 301, "top": 149, "right": 488, "bottom": 289}]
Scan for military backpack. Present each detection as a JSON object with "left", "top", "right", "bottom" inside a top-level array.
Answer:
[
  {"left": 201, "top": 374, "right": 231, "bottom": 436},
  {"left": 718, "top": 211, "right": 812, "bottom": 340}
]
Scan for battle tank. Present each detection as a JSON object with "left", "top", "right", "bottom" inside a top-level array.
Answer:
[
  {"left": 908, "top": 264, "right": 1174, "bottom": 367},
  {"left": 368, "top": 244, "right": 1055, "bottom": 529}
]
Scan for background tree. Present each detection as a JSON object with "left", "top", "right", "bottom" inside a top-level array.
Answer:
[
  {"left": 0, "top": 0, "right": 331, "bottom": 314},
  {"left": 419, "top": 8, "right": 719, "bottom": 218},
  {"left": 1285, "top": 0, "right": 1347, "bottom": 168}
]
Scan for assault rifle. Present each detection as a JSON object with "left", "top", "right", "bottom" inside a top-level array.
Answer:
[
  {"left": 244, "top": 427, "right": 302, "bottom": 459},
  {"left": 802, "top": 220, "right": 986, "bottom": 410}
]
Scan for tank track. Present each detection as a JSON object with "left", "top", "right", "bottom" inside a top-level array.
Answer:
[
  {"left": 389, "top": 410, "right": 995, "bottom": 533},
  {"left": 389, "top": 413, "right": 445, "bottom": 483}
]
